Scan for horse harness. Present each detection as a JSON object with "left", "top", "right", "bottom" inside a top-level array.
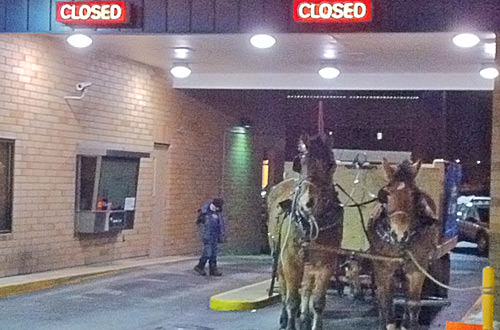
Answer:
[
  {"left": 289, "top": 178, "right": 343, "bottom": 243},
  {"left": 374, "top": 184, "right": 437, "bottom": 247}
]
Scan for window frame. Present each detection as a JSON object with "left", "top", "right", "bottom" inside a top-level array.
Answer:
[
  {"left": 0, "top": 139, "right": 14, "bottom": 234},
  {"left": 75, "top": 154, "right": 141, "bottom": 233}
]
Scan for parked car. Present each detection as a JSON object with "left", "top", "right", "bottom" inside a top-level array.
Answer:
[{"left": 456, "top": 195, "right": 490, "bottom": 255}]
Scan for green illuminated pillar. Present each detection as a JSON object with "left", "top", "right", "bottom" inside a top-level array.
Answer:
[{"left": 222, "top": 129, "right": 263, "bottom": 254}]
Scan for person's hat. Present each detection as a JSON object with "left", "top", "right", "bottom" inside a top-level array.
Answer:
[{"left": 212, "top": 198, "right": 224, "bottom": 209}]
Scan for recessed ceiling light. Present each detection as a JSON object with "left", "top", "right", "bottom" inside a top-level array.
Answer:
[
  {"left": 170, "top": 64, "right": 192, "bottom": 78},
  {"left": 250, "top": 34, "right": 276, "bottom": 49},
  {"left": 66, "top": 33, "right": 93, "bottom": 48},
  {"left": 174, "top": 47, "right": 191, "bottom": 59},
  {"left": 318, "top": 66, "right": 340, "bottom": 79},
  {"left": 484, "top": 43, "right": 496, "bottom": 57},
  {"left": 479, "top": 67, "right": 499, "bottom": 79},
  {"left": 323, "top": 49, "right": 336, "bottom": 59},
  {"left": 452, "top": 33, "right": 480, "bottom": 48}
]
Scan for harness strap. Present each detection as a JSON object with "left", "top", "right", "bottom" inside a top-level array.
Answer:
[
  {"left": 342, "top": 197, "right": 378, "bottom": 208},
  {"left": 289, "top": 179, "right": 343, "bottom": 242}
]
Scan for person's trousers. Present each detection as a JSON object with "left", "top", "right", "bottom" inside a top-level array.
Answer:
[{"left": 199, "top": 241, "right": 218, "bottom": 266}]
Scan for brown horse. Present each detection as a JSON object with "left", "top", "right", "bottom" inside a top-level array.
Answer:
[
  {"left": 368, "top": 159, "right": 440, "bottom": 330},
  {"left": 267, "top": 134, "right": 343, "bottom": 330}
]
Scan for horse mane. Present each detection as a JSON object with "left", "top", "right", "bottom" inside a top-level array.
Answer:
[{"left": 393, "top": 160, "right": 415, "bottom": 183}]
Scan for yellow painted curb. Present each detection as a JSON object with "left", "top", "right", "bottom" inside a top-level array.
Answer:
[
  {"left": 0, "top": 270, "right": 120, "bottom": 298},
  {"left": 210, "top": 280, "right": 281, "bottom": 311}
]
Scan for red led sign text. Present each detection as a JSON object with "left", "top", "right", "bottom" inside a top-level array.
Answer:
[
  {"left": 293, "top": 0, "right": 372, "bottom": 23},
  {"left": 56, "top": 1, "right": 127, "bottom": 26}
]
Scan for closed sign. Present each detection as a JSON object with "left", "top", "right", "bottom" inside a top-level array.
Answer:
[
  {"left": 56, "top": 1, "right": 127, "bottom": 26},
  {"left": 294, "top": 0, "right": 372, "bottom": 23}
]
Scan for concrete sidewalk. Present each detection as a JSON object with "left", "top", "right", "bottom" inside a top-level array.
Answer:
[
  {"left": 0, "top": 255, "right": 195, "bottom": 298},
  {"left": 1, "top": 254, "right": 490, "bottom": 328},
  {"left": 0, "top": 254, "right": 280, "bottom": 313}
]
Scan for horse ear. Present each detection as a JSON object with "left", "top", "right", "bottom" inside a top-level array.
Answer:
[
  {"left": 382, "top": 158, "right": 394, "bottom": 180},
  {"left": 299, "top": 134, "right": 310, "bottom": 150},
  {"left": 412, "top": 160, "right": 422, "bottom": 178},
  {"left": 420, "top": 194, "right": 438, "bottom": 223}
]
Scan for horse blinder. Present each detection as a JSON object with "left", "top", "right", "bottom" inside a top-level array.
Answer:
[{"left": 377, "top": 187, "right": 389, "bottom": 204}]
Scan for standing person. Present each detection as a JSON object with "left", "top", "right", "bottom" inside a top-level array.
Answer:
[{"left": 194, "top": 198, "right": 226, "bottom": 276}]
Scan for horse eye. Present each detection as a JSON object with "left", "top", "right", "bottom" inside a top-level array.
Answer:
[{"left": 306, "top": 199, "right": 314, "bottom": 208}]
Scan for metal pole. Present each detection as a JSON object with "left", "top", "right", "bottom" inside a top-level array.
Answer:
[
  {"left": 483, "top": 266, "right": 495, "bottom": 330},
  {"left": 318, "top": 100, "right": 324, "bottom": 135},
  {"left": 441, "top": 91, "right": 448, "bottom": 159}
]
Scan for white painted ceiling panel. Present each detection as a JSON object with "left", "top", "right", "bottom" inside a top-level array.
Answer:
[{"left": 55, "top": 32, "right": 496, "bottom": 90}]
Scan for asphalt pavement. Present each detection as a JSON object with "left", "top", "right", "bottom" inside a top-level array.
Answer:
[{"left": 0, "top": 242, "right": 488, "bottom": 330}]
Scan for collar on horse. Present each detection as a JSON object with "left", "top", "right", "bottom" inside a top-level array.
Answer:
[
  {"left": 374, "top": 186, "right": 437, "bottom": 247},
  {"left": 290, "top": 178, "right": 342, "bottom": 242},
  {"left": 374, "top": 208, "right": 420, "bottom": 246}
]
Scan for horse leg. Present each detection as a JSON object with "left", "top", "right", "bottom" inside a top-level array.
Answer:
[
  {"left": 373, "top": 265, "right": 396, "bottom": 330},
  {"left": 278, "top": 268, "right": 288, "bottom": 330},
  {"left": 282, "top": 260, "right": 301, "bottom": 330},
  {"left": 280, "top": 303, "right": 288, "bottom": 330},
  {"left": 402, "top": 271, "right": 425, "bottom": 330},
  {"left": 285, "top": 285, "right": 300, "bottom": 330},
  {"left": 310, "top": 266, "right": 333, "bottom": 330},
  {"left": 299, "top": 268, "right": 313, "bottom": 330}
]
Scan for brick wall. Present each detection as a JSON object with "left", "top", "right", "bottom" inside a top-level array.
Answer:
[
  {"left": 490, "top": 36, "right": 500, "bottom": 321},
  {"left": 0, "top": 35, "right": 268, "bottom": 276}
]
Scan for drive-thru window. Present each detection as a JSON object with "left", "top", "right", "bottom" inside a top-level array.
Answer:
[{"left": 75, "top": 154, "right": 141, "bottom": 233}]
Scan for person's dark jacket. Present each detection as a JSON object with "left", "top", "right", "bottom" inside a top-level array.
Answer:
[{"left": 197, "top": 204, "right": 226, "bottom": 243}]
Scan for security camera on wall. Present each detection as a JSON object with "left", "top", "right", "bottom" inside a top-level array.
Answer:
[{"left": 76, "top": 82, "right": 92, "bottom": 91}]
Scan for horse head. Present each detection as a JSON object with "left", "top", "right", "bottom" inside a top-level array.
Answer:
[
  {"left": 297, "top": 133, "right": 336, "bottom": 184},
  {"left": 294, "top": 133, "right": 338, "bottom": 225},
  {"left": 380, "top": 158, "right": 437, "bottom": 244}
]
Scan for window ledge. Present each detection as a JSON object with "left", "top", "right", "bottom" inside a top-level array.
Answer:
[{"left": 0, "top": 233, "right": 13, "bottom": 241}]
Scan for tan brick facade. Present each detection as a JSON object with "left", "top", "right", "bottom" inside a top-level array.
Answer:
[
  {"left": 0, "top": 35, "right": 268, "bottom": 276},
  {"left": 491, "top": 36, "right": 500, "bottom": 321}
]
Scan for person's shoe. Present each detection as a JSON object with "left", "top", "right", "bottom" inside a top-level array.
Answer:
[
  {"left": 194, "top": 265, "right": 207, "bottom": 276},
  {"left": 209, "top": 266, "right": 222, "bottom": 276}
]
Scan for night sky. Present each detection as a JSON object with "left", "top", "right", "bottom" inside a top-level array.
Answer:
[
  {"left": 186, "top": 89, "right": 492, "bottom": 193},
  {"left": 284, "top": 90, "right": 492, "bottom": 192}
]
